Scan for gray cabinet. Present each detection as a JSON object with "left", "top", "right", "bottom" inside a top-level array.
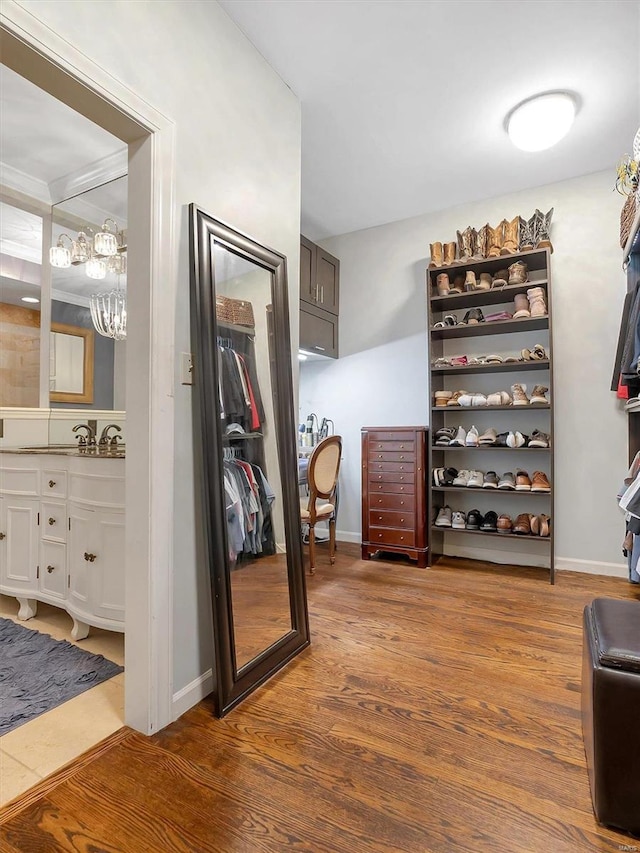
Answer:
[
  {"left": 300, "top": 235, "right": 339, "bottom": 359},
  {"left": 300, "top": 302, "right": 339, "bottom": 359}
]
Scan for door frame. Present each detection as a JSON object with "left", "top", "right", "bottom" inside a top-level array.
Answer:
[{"left": 1, "top": 1, "right": 177, "bottom": 733}]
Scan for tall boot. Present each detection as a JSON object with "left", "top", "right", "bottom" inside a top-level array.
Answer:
[
  {"left": 501, "top": 216, "right": 519, "bottom": 254},
  {"left": 456, "top": 227, "right": 476, "bottom": 263},
  {"left": 519, "top": 215, "right": 536, "bottom": 251},
  {"left": 429, "top": 242, "right": 443, "bottom": 268},
  {"left": 443, "top": 241, "right": 456, "bottom": 265},
  {"left": 487, "top": 222, "right": 503, "bottom": 257},
  {"left": 535, "top": 208, "right": 554, "bottom": 252},
  {"left": 476, "top": 224, "right": 490, "bottom": 259}
]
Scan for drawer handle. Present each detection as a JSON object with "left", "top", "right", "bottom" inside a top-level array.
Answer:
[
  {"left": 400, "top": 487, "right": 404, "bottom": 491},
  {"left": 378, "top": 475, "right": 382, "bottom": 479},
  {"left": 0, "top": 532, "right": 5, "bottom": 540},
  {"left": 400, "top": 501, "right": 404, "bottom": 505},
  {"left": 378, "top": 533, "right": 383, "bottom": 539},
  {"left": 400, "top": 455, "right": 404, "bottom": 460},
  {"left": 400, "top": 536, "right": 404, "bottom": 541},
  {"left": 378, "top": 454, "right": 382, "bottom": 459},
  {"left": 47, "top": 565, "right": 55, "bottom": 573},
  {"left": 400, "top": 518, "right": 405, "bottom": 523},
  {"left": 400, "top": 476, "right": 404, "bottom": 480},
  {"left": 49, "top": 480, "right": 56, "bottom": 488},
  {"left": 48, "top": 517, "right": 56, "bottom": 526},
  {"left": 400, "top": 445, "right": 404, "bottom": 449},
  {"left": 400, "top": 466, "right": 404, "bottom": 470},
  {"left": 84, "top": 552, "right": 97, "bottom": 563},
  {"left": 378, "top": 515, "right": 382, "bottom": 520}
]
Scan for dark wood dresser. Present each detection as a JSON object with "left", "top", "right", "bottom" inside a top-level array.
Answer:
[{"left": 361, "top": 426, "right": 429, "bottom": 568}]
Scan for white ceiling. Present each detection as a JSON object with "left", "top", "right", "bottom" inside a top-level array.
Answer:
[{"left": 220, "top": 0, "right": 640, "bottom": 240}]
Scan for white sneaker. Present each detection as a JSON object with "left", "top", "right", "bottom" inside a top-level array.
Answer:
[
  {"left": 451, "top": 510, "right": 467, "bottom": 529},
  {"left": 435, "top": 506, "right": 452, "bottom": 527},
  {"left": 449, "top": 426, "right": 467, "bottom": 446},
  {"left": 506, "top": 430, "right": 525, "bottom": 448},
  {"left": 465, "top": 425, "right": 479, "bottom": 446},
  {"left": 471, "top": 393, "right": 488, "bottom": 406},
  {"left": 453, "top": 469, "right": 471, "bottom": 487},
  {"left": 467, "top": 470, "right": 484, "bottom": 488},
  {"left": 458, "top": 393, "right": 473, "bottom": 407}
]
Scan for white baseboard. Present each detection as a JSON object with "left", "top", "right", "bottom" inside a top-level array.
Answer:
[
  {"left": 172, "top": 669, "right": 213, "bottom": 721},
  {"left": 555, "top": 557, "right": 627, "bottom": 578},
  {"left": 337, "top": 529, "right": 361, "bottom": 544}
]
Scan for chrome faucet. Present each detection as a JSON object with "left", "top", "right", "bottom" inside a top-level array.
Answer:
[
  {"left": 73, "top": 423, "right": 96, "bottom": 448},
  {"left": 99, "top": 424, "right": 122, "bottom": 450}
]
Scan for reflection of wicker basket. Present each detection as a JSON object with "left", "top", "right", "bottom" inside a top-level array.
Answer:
[
  {"left": 216, "top": 295, "right": 255, "bottom": 327},
  {"left": 620, "top": 191, "right": 637, "bottom": 249}
]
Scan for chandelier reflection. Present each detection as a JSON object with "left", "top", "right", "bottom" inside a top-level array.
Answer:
[
  {"left": 90, "top": 277, "right": 127, "bottom": 341},
  {"left": 49, "top": 218, "right": 126, "bottom": 281}
]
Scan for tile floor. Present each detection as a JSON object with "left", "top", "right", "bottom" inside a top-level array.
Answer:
[{"left": 0, "top": 594, "right": 125, "bottom": 806}]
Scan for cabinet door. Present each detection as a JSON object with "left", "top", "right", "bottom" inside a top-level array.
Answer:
[
  {"left": 68, "top": 504, "right": 94, "bottom": 613},
  {"left": 0, "top": 497, "right": 38, "bottom": 591},
  {"left": 300, "top": 304, "right": 338, "bottom": 359},
  {"left": 90, "top": 511, "right": 125, "bottom": 622},
  {"left": 315, "top": 247, "right": 339, "bottom": 314},
  {"left": 300, "top": 235, "right": 316, "bottom": 305},
  {"left": 39, "top": 540, "right": 67, "bottom": 601}
]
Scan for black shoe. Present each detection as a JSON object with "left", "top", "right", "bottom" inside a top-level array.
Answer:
[
  {"left": 466, "top": 509, "right": 482, "bottom": 530},
  {"left": 441, "top": 467, "right": 458, "bottom": 486},
  {"left": 480, "top": 511, "right": 498, "bottom": 532},
  {"left": 495, "top": 432, "right": 509, "bottom": 447},
  {"left": 462, "top": 308, "right": 485, "bottom": 325}
]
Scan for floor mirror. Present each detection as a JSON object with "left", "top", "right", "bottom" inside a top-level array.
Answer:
[{"left": 189, "top": 205, "right": 309, "bottom": 716}]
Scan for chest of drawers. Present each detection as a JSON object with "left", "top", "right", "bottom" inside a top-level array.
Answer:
[{"left": 361, "top": 427, "right": 428, "bottom": 568}]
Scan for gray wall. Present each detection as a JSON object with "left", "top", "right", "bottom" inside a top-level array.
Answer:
[
  {"left": 300, "top": 170, "right": 628, "bottom": 575},
  {"left": 50, "top": 300, "right": 114, "bottom": 410}
]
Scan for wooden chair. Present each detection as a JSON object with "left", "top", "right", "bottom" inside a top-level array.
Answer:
[{"left": 301, "top": 435, "right": 342, "bottom": 575}]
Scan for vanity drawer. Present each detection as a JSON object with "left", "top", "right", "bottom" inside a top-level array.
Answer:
[
  {"left": 369, "top": 493, "right": 415, "bottom": 511},
  {"left": 39, "top": 540, "right": 67, "bottom": 600},
  {"left": 42, "top": 469, "right": 68, "bottom": 499},
  {"left": 367, "top": 433, "right": 416, "bottom": 446},
  {"left": 368, "top": 471, "right": 415, "bottom": 485},
  {"left": 41, "top": 500, "right": 67, "bottom": 544},
  {"left": 368, "top": 461, "right": 415, "bottom": 474},
  {"left": 368, "top": 450, "right": 414, "bottom": 463},
  {"left": 368, "top": 526, "right": 416, "bottom": 548},
  {"left": 369, "top": 510, "right": 414, "bottom": 529},
  {"left": 0, "top": 465, "right": 39, "bottom": 496},
  {"left": 369, "top": 481, "right": 414, "bottom": 495},
  {"left": 69, "top": 470, "right": 125, "bottom": 509}
]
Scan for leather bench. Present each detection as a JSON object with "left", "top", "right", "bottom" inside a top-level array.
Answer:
[{"left": 582, "top": 597, "right": 640, "bottom": 836}]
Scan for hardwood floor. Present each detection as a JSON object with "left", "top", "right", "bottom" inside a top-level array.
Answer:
[{"left": 2, "top": 544, "right": 638, "bottom": 852}]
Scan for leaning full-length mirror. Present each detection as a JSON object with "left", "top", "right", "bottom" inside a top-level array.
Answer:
[{"left": 189, "top": 206, "right": 309, "bottom": 716}]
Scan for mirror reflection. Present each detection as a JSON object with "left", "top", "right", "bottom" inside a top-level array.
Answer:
[
  {"left": 50, "top": 322, "right": 94, "bottom": 402},
  {"left": 212, "top": 241, "right": 293, "bottom": 671}
]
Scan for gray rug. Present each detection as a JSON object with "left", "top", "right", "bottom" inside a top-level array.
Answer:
[{"left": 0, "top": 617, "right": 123, "bottom": 735}]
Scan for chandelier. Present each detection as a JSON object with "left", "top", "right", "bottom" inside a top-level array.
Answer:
[{"left": 50, "top": 217, "right": 127, "bottom": 340}]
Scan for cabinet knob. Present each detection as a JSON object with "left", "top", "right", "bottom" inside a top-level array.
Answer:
[
  {"left": 400, "top": 501, "right": 404, "bottom": 505},
  {"left": 400, "top": 518, "right": 405, "bottom": 523},
  {"left": 0, "top": 532, "right": 5, "bottom": 540},
  {"left": 84, "top": 552, "right": 97, "bottom": 563},
  {"left": 48, "top": 517, "right": 56, "bottom": 526},
  {"left": 48, "top": 480, "right": 56, "bottom": 488},
  {"left": 47, "top": 565, "right": 55, "bottom": 573},
  {"left": 400, "top": 476, "right": 404, "bottom": 480},
  {"left": 400, "top": 536, "right": 404, "bottom": 541},
  {"left": 400, "top": 455, "right": 404, "bottom": 460},
  {"left": 400, "top": 445, "right": 404, "bottom": 449},
  {"left": 378, "top": 454, "right": 382, "bottom": 459}
]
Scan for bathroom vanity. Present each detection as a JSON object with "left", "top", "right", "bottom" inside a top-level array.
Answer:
[{"left": 0, "top": 449, "right": 125, "bottom": 639}]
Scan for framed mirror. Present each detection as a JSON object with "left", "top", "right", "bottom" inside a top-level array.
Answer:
[
  {"left": 189, "top": 205, "right": 309, "bottom": 717},
  {"left": 49, "top": 321, "right": 94, "bottom": 404}
]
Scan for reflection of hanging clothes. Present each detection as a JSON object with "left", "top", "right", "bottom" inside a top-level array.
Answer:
[
  {"left": 618, "top": 450, "right": 640, "bottom": 583},
  {"left": 218, "top": 341, "right": 265, "bottom": 432},
  {"left": 223, "top": 458, "right": 275, "bottom": 564},
  {"left": 612, "top": 279, "right": 640, "bottom": 398}
]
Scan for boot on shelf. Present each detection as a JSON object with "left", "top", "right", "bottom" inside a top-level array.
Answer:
[
  {"left": 436, "top": 273, "right": 450, "bottom": 296},
  {"left": 513, "top": 293, "right": 531, "bottom": 319},
  {"left": 534, "top": 208, "right": 554, "bottom": 252},
  {"left": 501, "top": 216, "right": 520, "bottom": 254},
  {"left": 487, "top": 222, "right": 503, "bottom": 257},
  {"left": 527, "top": 286, "right": 547, "bottom": 317},
  {"left": 508, "top": 261, "right": 528, "bottom": 284},
  {"left": 519, "top": 214, "right": 536, "bottom": 251},
  {"left": 464, "top": 271, "right": 477, "bottom": 292},
  {"left": 429, "top": 242, "right": 444, "bottom": 268},
  {"left": 457, "top": 227, "right": 477, "bottom": 263},
  {"left": 443, "top": 241, "right": 457, "bottom": 265},
  {"left": 476, "top": 224, "right": 490, "bottom": 259}
]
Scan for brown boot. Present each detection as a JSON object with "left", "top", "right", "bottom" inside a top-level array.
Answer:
[
  {"left": 450, "top": 274, "right": 464, "bottom": 294},
  {"left": 464, "top": 271, "right": 477, "bottom": 291},
  {"left": 476, "top": 273, "right": 492, "bottom": 291},
  {"left": 501, "top": 216, "right": 519, "bottom": 254},
  {"left": 534, "top": 208, "right": 554, "bottom": 252},
  {"left": 443, "top": 241, "right": 456, "bottom": 265},
  {"left": 436, "top": 273, "right": 450, "bottom": 296},
  {"left": 527, "top": 286, "right": 547, "bottom": 317},
  {"left": 487, "top": 223, "right": 503, "bottom": 257},
  {"left": 457, "top": 227, "right": 476, "bottom": 262},
  {"left": 530, "top": 385, "right": 549, "bottom": 405},
  {"left": 508, "top": 261, "right": 528, "bottom": 284},
  {"left": 429, "top": 242, "right": 443, "bottom": 268},
  {"left": 519, "top": 214, "right": 536, "bottom": 251},
  {"left": 511, "top": 383, "right": 530, "bottom": 406},
  {"left": 476, "top": 224, "right": 490, "bottom": 259},
  {"left": 513, "top": 293, "right": 531, "bottom": 319}
]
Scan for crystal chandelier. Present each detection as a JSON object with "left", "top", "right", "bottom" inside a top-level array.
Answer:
[
  {"left": 90, "top": 278, "right": 127, "bottom": 340},
  {"left": 49, "top": 218, "right": 126, "bottom": 280}
]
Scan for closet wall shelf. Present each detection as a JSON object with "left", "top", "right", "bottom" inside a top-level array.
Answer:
[
  {"left": 433, "top": 445, "right": 550, "bottom": 452},
  {"left": 223, "top": 432, "right": 263, "bottom": 441},
  {"left": 432, "top": 360, "right": 550, "bottom": 376},
  {"left": 432, "top": 404, "right": 550, "bottom": 412},
  {"left": 217, "top": 319, "right": 256, "bottom": 334},
  {"left": 430, "top": 317, "right": 549, "bottom": 340},
  {"left": 429, "top": 248, "right": 549, "bottom": 277},
  {"left": 431, "top": 280, "right": 548, "bottom": 311},
  {"left": 431, "top": 525, "right": 552, "bottom": 542},
  {"left": 432, "top": 486, "right": 551, "bottom": 497}
]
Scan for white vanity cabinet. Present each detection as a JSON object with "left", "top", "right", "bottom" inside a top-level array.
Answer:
[{"left": 0, "top": 452, "right": 125, "bottom": 638}]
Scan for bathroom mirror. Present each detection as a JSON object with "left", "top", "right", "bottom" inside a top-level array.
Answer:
[
  {"left": 189, "top": 205, "right": 309, "bottom": 717},
  {"left": 50, "top": 322, "right": 94, "bottom": 403}
]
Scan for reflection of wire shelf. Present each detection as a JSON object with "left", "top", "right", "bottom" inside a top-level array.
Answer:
[{"left": 223, "top": 432, "right": 263, "bottom": 441}]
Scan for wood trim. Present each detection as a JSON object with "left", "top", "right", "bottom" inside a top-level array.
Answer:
[
  {"left": 49, "top": 321, "right": 95, "bottom": 404},
  {"left": 0, "top": 727, "right": 134, "bottom": 823},
  {"left": 0, "top": 303, "right": 41, "bottom": 328}
]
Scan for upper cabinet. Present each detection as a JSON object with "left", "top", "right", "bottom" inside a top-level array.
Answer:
[{"left": 300, "top": 235, "right": 340, "bottom": 315}]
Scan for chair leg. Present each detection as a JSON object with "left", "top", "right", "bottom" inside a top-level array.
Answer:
[
  {"left": 329, "top": 516, "right": 336, "bottom": 565},
  {"left": 308, "top": 525, "right": 316, "bottom": 575}
]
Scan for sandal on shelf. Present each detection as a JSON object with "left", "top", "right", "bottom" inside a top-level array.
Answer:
[
  {"left": 433, "top": 357, "right": 452, "bottom": 367},
  {"left": 444, "top": 314, "right": 458, "bottom": 326},
  {"left": 532, "top": 344, "right": 547, "bottom": 360},
  {"left": 485, "top": 354, "right": 504, "bottom": 364}
]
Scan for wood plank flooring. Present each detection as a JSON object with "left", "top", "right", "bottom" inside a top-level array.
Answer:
[{"left": 2, "top": 544, "right": 639, "bottom": 852}]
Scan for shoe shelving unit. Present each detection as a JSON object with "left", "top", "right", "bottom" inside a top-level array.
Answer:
[{"left": 427, "top": 248, "right": 555, "bottom": 583}]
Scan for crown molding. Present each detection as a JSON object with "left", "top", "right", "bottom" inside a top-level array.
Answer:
[
  {"left": 48, "top": 148, "right": 128, "bottom": 205},
  {"left": 0, "top": 238, "right": 41, "bottom": 265},
  {"left": 0, "top": 162, "right": 51, "bottom": 203},
  {"left": 52, "top": 288, "right": 91, "bottom": 308}
]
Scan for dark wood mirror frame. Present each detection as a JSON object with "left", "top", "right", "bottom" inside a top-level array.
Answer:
[{"left": 189, "top": 205, "right": 310, "bottom": 717}]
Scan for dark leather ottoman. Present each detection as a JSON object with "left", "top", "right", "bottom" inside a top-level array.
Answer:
[{"left": 582, "top": 597, "right": 640, "bottom": 836}]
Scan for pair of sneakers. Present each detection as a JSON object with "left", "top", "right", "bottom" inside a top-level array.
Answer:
[
  {"left": 512, "top": 383, "right": 549, "bottom": 405},
  {"left": 434, "top": 506, "right": 467, "bottom": 529},
  {"left": 449, "top": 425, "right": 479, "bottom": 447},
  {"left": 450, "top": 469, "right": 484, "bottom": 488}
]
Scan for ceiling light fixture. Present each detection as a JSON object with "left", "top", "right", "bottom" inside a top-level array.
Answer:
[
  {"left": 21, "top": 296, "right": 40, "bottom": 304},
  {"left": 90, "top": 277, "right": 127, "bottom": 341},
  {"left": 49, "top": 218, "right": 126, "bottom": 279},
  {"left": 506, "top": 92, "right": 577, "bottom": 152}
]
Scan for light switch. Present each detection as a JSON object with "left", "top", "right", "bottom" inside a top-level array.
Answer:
[{"left": 181, "top": 352, "right": 194, "bottom": 385}]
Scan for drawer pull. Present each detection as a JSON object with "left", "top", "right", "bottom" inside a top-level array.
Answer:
[
  {"left": 378, "top": 475, "right": 382, "bottom": 479},
  {"left": 400, "top": 501, "right": 404, "bottom": 505},
  {"left": 84, "top": 552, "right": 97, "bottom": 563},
  {"left": 378, "top": 533, "right": 383, "bottom": 538},
  {"left": 400, "top": 476, "right": 404, "bottom": 480},
  {"left": 0, "top": 532, "right": 5, "bottom": 540},
  {"left": 400, "top": 536, "right": 404, "bottom": 541},
  {"left": 400, "top": 518, "right": 405, "bottom": 523},
  {"left": 400, "top": 487, "right": 404, "bottom": 491},
  {"left": 400, "top": 455, "right": 404, "bottom": 460},
  {"left": 400, "top": 466, "right": 404, "bottom": 470},
  {"left": 48, "top": 517, "right": 56, "bottom": 526},
  {"left": 46, "top": 565, "right": 55, "bottom": 573},
  {"left": 378, "top": 454, "right": 382, "bottom": 459},
  {"left": 49, "top": 480, "right": 56, "bottom": 488},
  {"left": 400, "top": 445, "right": 404, "bottom": 449}
]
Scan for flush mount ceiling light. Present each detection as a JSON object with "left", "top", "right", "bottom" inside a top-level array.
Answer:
[
  {"left": 506, "top": 92, "right": 577, "bottom": 152},
  {"left": 21, "top": 296, "right": 40, "bottom": 303}
]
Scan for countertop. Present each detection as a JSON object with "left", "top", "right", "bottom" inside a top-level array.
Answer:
[{"left": 0, "top": 446, "right": 125, "bottom": 458}]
